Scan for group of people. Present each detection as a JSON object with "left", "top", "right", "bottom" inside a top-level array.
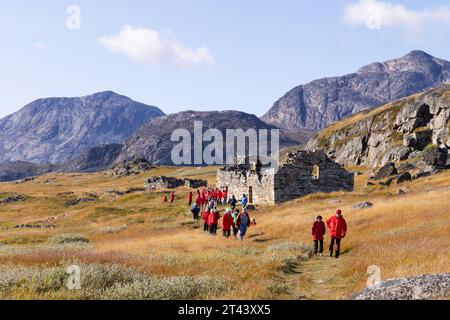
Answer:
[
  {"left": 189, "top": 188, "right": 254, "bottom": 240},
  {"left": 311, "top": 209, "right": 347, "bottom": 258}
]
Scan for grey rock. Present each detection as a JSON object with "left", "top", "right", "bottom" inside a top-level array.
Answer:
[
  {"left": 144, "top": 176, "right": 207, "bottom": 190},
  {"left": 396, "top": 172, "right": 412, "bottom": 184},
  {"left": 373, "top": 163, "right": 397, "bottom": 180},
  {"left": 353, "top": 273, "right": 450, "bottom": 300},
  {"left": 263, "top": 51, "right": 450, "bottom": 130},
  {"left": 403, "top": 130, "right": 432, "bottom": 150},
  {"left": 352, "top": 202, "right": 374, "bottom": 209},
  {"left": 424, "top": 147, "right": 448, "bottom": 168}
]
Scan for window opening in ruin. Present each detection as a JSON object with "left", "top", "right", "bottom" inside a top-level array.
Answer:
[
  {"left": 248, "top": 186, "right": 253, "bottom": 203},
  {"left": 312, "top": 164, "right": 320, "bottom": 180}
]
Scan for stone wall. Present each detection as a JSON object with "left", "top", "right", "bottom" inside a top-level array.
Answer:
[
  {"left": 216, "top": 169, "right": 275, "bottom": 205},
  {"left": 145, "top": 176, "right": 207, "bottom": 190},
  {"left": 217, "top": 150, "right": 354, "bottom": 205},
  {"left": 274, "top": 150, "right": 354, "bottom": 203}
]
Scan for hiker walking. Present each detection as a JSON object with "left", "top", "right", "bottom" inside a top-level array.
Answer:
[
  {"left": 162, "top": 195, "right": 168, "bottom": 203},
  {"left": 191, "top": 202, "right": 200, "bottom": 221},
  {"left": 241, "top": 194, "right": 248, "bottom": 210},
  {"left": 188, "top": 191, "right": 193, "bottom": 206},
  {"left": 169, "top": 191, "right": 175, "bottom": 203},
  {"left": 228, "top": 195, "right": 237, "bottom": 211},
  {"left": 236, "top": 209, "right": 251, "bottom": 240},
  {"left": 326, "top": 210, "right": 347, "bottom": 258},
  {"left": 208, "top": 208, "right": 221, "bottom": 235},
  {"left": 202, "top": 209, "right": 210, "bottom": 232},
  {"left": 232, "top": 209, "right": 239, "bottom": 237},
  {"left": 221, "top": 208, "right": 233, "bottom": 238},
  {"left": 312, "top": 215, "right": 326, "bottom": 256}
]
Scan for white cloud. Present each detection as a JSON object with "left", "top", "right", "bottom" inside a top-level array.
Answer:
[
  {"left": 33, "top": 41, "right": 48, "bottom": 49},
  {"left": 343, "top": 0, "right": 450, "bottom": 33},
  {"left": 99, "top": 25, "right": 214, "bottom": 67}
]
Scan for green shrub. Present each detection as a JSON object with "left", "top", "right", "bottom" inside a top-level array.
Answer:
[{"left": 48, "top": 234, "right": 90, "bottom": 245}]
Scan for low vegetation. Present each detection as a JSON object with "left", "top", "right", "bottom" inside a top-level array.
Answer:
[{"left": 0, "top": 166, "right": 449, "bottom": 299}]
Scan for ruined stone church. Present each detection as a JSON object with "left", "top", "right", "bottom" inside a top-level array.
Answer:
[{"left": 217, "top": 150, "right": 354, "bottom": 205}]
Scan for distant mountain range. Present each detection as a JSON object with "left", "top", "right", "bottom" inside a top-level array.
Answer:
[
  {"left": 0, "top": 91, "right": 164, "bottom": 164},
  {"left": 262, "top": 50, "right": 450, "bottom": 130},
  {"left": 0, "top": 50, "right": 448, "bottom": 181}
]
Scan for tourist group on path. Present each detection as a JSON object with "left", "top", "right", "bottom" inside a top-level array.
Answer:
[
  {"left": 164, "top": 187, "right": 348, "bottom": 254},
  {"left": 187, "top": 187, "right": 254, "bottom": 240}
]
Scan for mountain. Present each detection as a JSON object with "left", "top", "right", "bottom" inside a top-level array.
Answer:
[
  {"left": 0, "top": 91, "right": 164, "bottom": 164},
  {"left": 0, "top": 161, "right": 53, "bottom": 182},
  {"left": 115, "top": 110, "right": 301, "bottom": 165},
  {"left": 306, "top": 84, "right": 449, "bottom": 173},
  {"left": 262, "top": 50, "right": 450, "bottom": 130}
]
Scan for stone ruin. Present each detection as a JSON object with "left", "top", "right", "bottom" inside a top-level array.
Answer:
[
  {"left": 144, "top": 176, "right": 208, "bottom": 190},
  {"left": 216, "top": 150, "right": 354, "bottom": 205}
]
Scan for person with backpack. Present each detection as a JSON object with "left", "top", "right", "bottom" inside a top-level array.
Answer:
[
  {"left": 221, "top": 209, "right": 233, "bottom": 238},
  {"left": 326, "top": 210, "right": 347, "bottom": 258},
  {"left": 202, "top": 209, "right": 210, "bottom": 232},
  {"left": 191, "top": 202, "right": 200, "bottom": 221},
  {"left": 236, "top": 209, "right": 251, "bottom": 240},
  {"left": 312, "top": 215, "right": 326, "bottom": 256},
  {"left": 241, "top": 194, "right": 248, "bottom": 210},
  {"left": 208, "top": 208, "right": 221, "bottom": 235},
  {"left": 232, "top": 209, "right": 239, "bottom": 237},
  {"left": 228, "top": 195, "right": 237, "bottom": 211}
]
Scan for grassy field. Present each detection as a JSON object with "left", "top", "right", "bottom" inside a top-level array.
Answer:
[{"left": 0, "top": 166, "right": 449, "bottom": 299}]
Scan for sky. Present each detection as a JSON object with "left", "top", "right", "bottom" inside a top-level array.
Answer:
[{"left": 0, "top": 0, "right": 450, "bottom": 119}]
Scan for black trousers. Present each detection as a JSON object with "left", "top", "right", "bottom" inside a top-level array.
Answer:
[
  {"left": 209, "top": 224, "right": 218, "bottom": 234},
  {"left": 314, "top": 240, "right": 324, "bottom": 254},
  {"left": 203, "top": 223, "right": 209, "bottom": 232},
  {"left": 193, "top": 212, "right": 199, "bottom": 221},
  {"left": 232, "top": 226, "right": 238, "bottom": 237},
  {"left": 329, "top": 237, "right": 341, "bottom": 254},
  {"left": 223, "top": 229, "right": 231, "bottom": 237}
]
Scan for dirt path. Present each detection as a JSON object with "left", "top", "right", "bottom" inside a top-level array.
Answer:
[{"left": 284, "top": 254, "right": 350, "bottom": 300}]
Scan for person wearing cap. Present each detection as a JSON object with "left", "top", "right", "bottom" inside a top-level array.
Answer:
[
  {"left": 221, "top": 208, "right": 233, "bottom": 238},
  {"left": 312, "top": 215, "right": 326, "bottom": 256},
  {"left": 326, "top": 209, "right": 347, "bottom": 258}
]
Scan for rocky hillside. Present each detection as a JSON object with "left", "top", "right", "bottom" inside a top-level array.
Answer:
[
  {"left": 0, "top": 91, "right": 164, "bottom": 164},
  {"left": 116, "top": 110, "right": 300, "bottom": 165},
  {"left": 262, "top": 51, "right": 450, "bottom": 130},
  {"left": 306, "top": 85, "right": 449, "bottom": 181}
]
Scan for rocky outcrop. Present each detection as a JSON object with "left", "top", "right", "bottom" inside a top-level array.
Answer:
[
  {"left": 306, "top": 85, "right": 450, "bottom": 173},
  {"left": 262, "top": 51, "right": 450, "bottom": 130},
  {"left": 144, "top": 176, "right": 207, "bottom": 190},
  {"left": 353, "top": 274, "right": 450, "bottom": 300},
  {"left": 0, "top": 91, "right": 164, "bottom": 164},
  {"left": 107, "top": 158, "right": 155, "bottom": 176}
]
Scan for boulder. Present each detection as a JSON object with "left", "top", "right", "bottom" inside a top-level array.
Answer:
[
  {"left": 424, "top": 147, "right": 448, "bottom": 168},
  {"left": 372, "top": 163, "right": 397, "bottom": 180},
  {"left": 353, "top": 273, "right": 450, "bottom": 300},
  {"left": 396, "top": 172, "right": 412, "bottom": 184},
  {"left": 403, "top": 130, "right": 432, "bottom": 150},
  {"left": 352, "top": 202, "right": 374, "bottom": 209}
]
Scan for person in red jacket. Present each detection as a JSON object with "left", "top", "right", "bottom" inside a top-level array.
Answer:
[
  {"left": 221, "top": 209, "right": 233, "bottom": 238},
  {"left": 162, "top": 195, "right": 168, "bottom": 203},
  {"left": 208, "top": 208, "right": 221, "bottom": 235},
  {"left": 202, "top": 209, "right": 210, "bottom": 232},
  {"left": 326, "top": 209, "right": 347, "bottom": 258},
  {"left": 312, "top": 215, "right": 326, "bottom": 256},
  {"left": 188, "top": 191, "right": 193, "bottom": 206},
  {"left": 169, "top": 191, "right": 175, "bottom": 203}
]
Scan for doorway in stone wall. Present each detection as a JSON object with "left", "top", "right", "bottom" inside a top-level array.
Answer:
[{"left": 248, "top": 186, "right": 253, "bottom": 203}]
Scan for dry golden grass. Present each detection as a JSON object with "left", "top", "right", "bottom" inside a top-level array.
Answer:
[{"left": 0, "top": 167, "right": 449, "bottom": 299}]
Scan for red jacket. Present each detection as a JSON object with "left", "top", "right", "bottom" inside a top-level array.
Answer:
[
  {"left": 202, "top": 210, "right": 209, "bottom": 224},
  {"left": 208, "top": 211, "right": 221, "bottom": 225},
  {"left": 326, "top": 215, "right": 347, "bottom": 239},
  {"left": 312, "top": 220, "right": 326, "bottom": 241},
  {"left": 222, "top": 213, "right": 233, "bottom": 230},
  {"left": 169, "top": 191, "right": 175, "bottom": 202}
]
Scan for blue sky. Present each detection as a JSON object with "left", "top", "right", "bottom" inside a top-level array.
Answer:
[{"left": 0, "top": 0, "right": 450, "bottom": 119}]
